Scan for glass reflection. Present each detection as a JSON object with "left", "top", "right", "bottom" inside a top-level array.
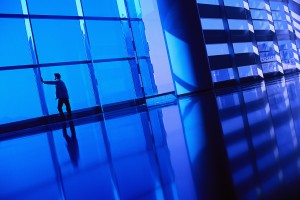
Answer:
[{"left": 3, "top": 76, "right": 300, "bottom": 199}]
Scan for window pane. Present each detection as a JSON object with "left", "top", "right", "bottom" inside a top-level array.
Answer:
[
  {"left": 0, "top": 134, "right": 61, "bottom": 199},
  {"left": 126, "top": 0, "right": 142, "bottom": 18},
  {"left": 85, "top": 20, "right": 129, "bottom": 60},
  {"left": 233, "top": 42, "right": 254, "bottom": 54},
  {"left": 0, "top": 69, "right": 42, "bottom": 124},
  {"left": 206, "top": 43, "right": 230, "bottom": 56},
  {"left": 262, "top": 62, "right": 281, "bottom": 73},
  {"left": 257, "top": 41, "right": 274, "bottom": 52},
  {"left": 27, "top": 0, "right": 78, "bottom": 16},
  {"left": 81, "top": 0, "right": 124, "bottom": 17},
  {"left": 211, "top": 68, "right": 235, "bottom": 82},
  {"left": 138, "top": 58, "right": 156, "bottom": 96},
  {"left": 94, "top": 61, "right": 137, "bottom": 105},
  {"left": 0, "top": 0, "right": 23, "bottom": 14},
  {"left": 228, "top": 19, "right": 249, "bottom": 30},
  {"left": 260, "top": 51, "right": 276, "bottom": 63},
  {"left": 238, "top": 65, "right": 261, "bottom": 78},
  {"left": 31, "top": 19, "right": 87, "bottom": 64},
  {"left": 131, "top": 21, "right": 149, "bottom": 57},
  {"left": 274, "top": 21, "right": 288, "bottom": 30},
  {"left": 224, "top": 0, "right": 244, "bottom": 8},
  {"left": 197, "top": 0, "right": 219, "bottom": 5},
  {"left": 270, "top": 2, "right": 284, "bottom": 11},
  {"left": 201, "top": 18, "right": 224, "bottom": 30},
  {"left": 251, "top": 10, "right": 268, "bottom": 20},
  {"left": 282, "top": 58, "right": 297, "bottom": 70},
  {"left": 106, "top": 114, "right": 147, "bottom": 158},
  {"left": 278, "top": 40, "right": 293, "bottom": 50},
  {"left": 52, "top": 122, "right": 118, "bottom": 199},
  {"left": 272, "top": 11, "right": 286, "bottom": 21},
  {"left": 0, "top": 18, "right": 33, "bottom": 67},
  {"left": 253, "top": 20, "right": 270, "bottom": 30},
  {"left": 248, "top": 0, "right": 265, "bottom": 9},
  {"left": 41, "top": 64, "right": 96, "bottom": 114}
]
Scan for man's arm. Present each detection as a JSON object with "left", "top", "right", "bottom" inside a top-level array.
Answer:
[{"left": 43, "top": 80, "right": 58, "bottom": 85}]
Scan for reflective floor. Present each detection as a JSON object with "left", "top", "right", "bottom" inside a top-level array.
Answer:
[{"left": 2, "top": 75, "right": 300, "bottom": 200}]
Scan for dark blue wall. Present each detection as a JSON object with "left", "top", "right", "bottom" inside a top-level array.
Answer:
[{"left": 156, "top": 0, "right": 212, "bottom": 95}]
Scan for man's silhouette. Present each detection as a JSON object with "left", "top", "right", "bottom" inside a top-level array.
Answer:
[
  {"left": 62, "top": 121, "right": 79, "bottom": 167},
  {"left": 42, "top": 73, "right": 72, "bottom": 120}
]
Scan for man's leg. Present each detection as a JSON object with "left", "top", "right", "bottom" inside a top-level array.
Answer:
[
  {"left": 64, "top": 99, "right": 72, "bottom": 120},
  {"left": 57, "top": 99, "right": 65, "bottom": 120}
]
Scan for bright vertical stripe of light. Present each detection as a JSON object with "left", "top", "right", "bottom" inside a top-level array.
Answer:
[
  {"left": 75, "top": 0, "right": 83, "bottom": 16},
  {"left": 21, "top": 0, "right": 28, "bottom": 14},
  {"left": 117, "top": 0, "right": 127, "bottom": 18}
]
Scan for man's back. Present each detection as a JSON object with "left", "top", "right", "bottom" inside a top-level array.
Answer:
[
  {"left": 43, "top": 79, "right": 69, "bottom": 99},
  {"left": 56, "top": 80, "right": 69, "bottom": 99}
]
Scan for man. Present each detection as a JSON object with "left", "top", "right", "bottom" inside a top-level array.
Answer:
[{"left": 42, "top": 73, "right": 72, "bottom": 120}]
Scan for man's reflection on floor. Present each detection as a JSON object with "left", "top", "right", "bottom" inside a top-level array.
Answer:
[{"left": 62, "top": 121, "right": 79, "bottom": 167}]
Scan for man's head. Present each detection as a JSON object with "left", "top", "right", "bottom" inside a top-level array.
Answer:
[{"left": 54, "top": 73, "right": 61, "bottom": 80}]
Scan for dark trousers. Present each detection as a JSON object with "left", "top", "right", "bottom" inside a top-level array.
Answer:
[{"left": 58, "top": 98, "right": 72, "bottom": 120}]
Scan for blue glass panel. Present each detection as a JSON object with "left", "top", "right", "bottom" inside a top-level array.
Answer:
[
  {"left": 0, "top": 69, "right": 42, "bottom": 124},
  {"left": 262, "top": 62, "right": 280, "bottom": 73},
  {"left": 27, "top": 0, "right": 78, "bottom": 16},
  {"left": 197, "top": 0, "right": 219, "bottom": 5},
  {"left": 272, "top": 11, "right": 287, "bottom": 20},
  {"left": 81, "top": 0, "right": 125, "bottom": 17},
  {"left": 228, "top": 19, "right": 249, "bottom": 30},
  {"left": 206, "top": 43, "right": 230, "bottom": 56},
  {"left": 248, "top": 0, "right": 265, "bottom": 9},
  {"left": 94, "top": 61, "right": 137, "bottom": 105},
  {"left": 113, "top": 153, "right": 158, "bottom": 199},
  {"left": 257, "top": 41, "right": 274, "bottom": 52},
  {"left": 233, "top": 42, "right": 254, "bottom": 54},
  {"left": 270, "top": 1, "right": 285, "bottom": 11},
  {"left": 238, "top": 65, "right": 260, "bottom": 78},
  {"left": 274, "top": 21, "right": 288, "bottom": 30},
  {"left": 126, "top": 0, "right": 142, "bottom": 18},
  {"left": 224, "top": 0, "right": 244, "bottom": 7},
  {"left": 106, "top": 114, "right": 148, "bottom": 158},
  {"left": 280, "top": 50, "right": 294, "bottom": 60},
  {"left": 0, "top": 134, "right": 61, "bottom": 199},
  {"left": 0, "top": 18, "right": 33, "bottom": 67},
  {"left": 52, "top": 122, "right": 117, "bottom": 199},
  {"left": 260, "top": 51, "right": 276, "bottom": 63},
  {"left": 211, "top": 68, "right": 235, "bottom": 82},
  {"left": 250, "top": 10, "right": 268, "bottom": 20},
  {"left": 253, "top": 20, "right": 270, "bottom": 30},
  {"left": 85, "top": 20, "right": 129, "bottom": 60},
  {"left": 31, "top": 19, "right": 87, "bottom": 64},
  {"left": 201, "top": 18, "right": 224, "bottom": 30},
  {"left": 282, "top": 59, "right": 297, "bottom": 70},
  {"left": 0, "top": 0, "right": 23, "bottom": 14},
  {"left": 41, "top": 64, "right": 96, "bottom": 114},
  {"left": 131, "top": 21, "right": 149, "bottom": 57},
  {"left": 138, "top": 58, "right": 157, "bottom": 96}
]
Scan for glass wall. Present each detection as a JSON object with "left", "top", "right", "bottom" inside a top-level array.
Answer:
[
  {"left": 0, "top": 0, "right": 162, "bottom": 125},
  {"left": 197, "top": 0, "right": 300, "bottom": 85}
]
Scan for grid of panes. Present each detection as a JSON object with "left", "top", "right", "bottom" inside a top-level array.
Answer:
[
  {"left": 197, "top": 0, "right": 263, "bottom": 85},
  {"left": 0, "top": 0, "right": 155, "bottom": 125},
  {"left": 216, "top": 80, "right": 300, "bottom": 199},
  {"left": 197, "top": 0, "right": 300, "bottom": 84},
  {"left": 248, "top": 0, "right": 282, "bottom": 76},
  {"left": 290, "top": 1, "right": 300, "bottom": 60},
  {"left": 198, "top": 0, "right": 237, "bottom": 84},
  {"left": 270, "top": 0, "right": 299, "bottom": 71}
]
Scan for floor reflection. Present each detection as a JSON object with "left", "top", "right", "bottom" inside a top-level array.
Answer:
[{"left": 2, "top": 75, "right": 300, "bottom": 199}]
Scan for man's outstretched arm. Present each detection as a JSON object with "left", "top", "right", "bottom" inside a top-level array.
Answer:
[{"left": 42, "top": 80, "right": 58, "bottom": 85}]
